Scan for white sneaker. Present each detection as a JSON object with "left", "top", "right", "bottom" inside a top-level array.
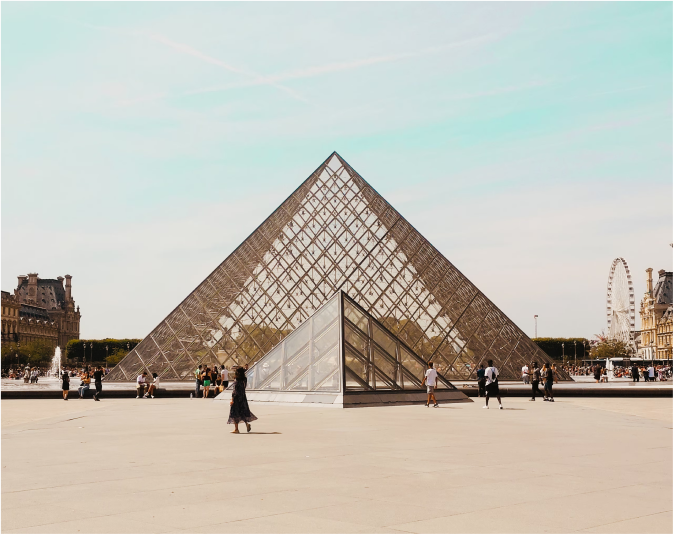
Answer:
[
  {"left": 483, "top": 405, "right": 489, "bottom": 409},
  {"left": 136, "top": 396, "right": 140, "bottom": 398},
  {"left": 151, "top": 395, "right": 154, "bottom": 399},
  {"left": 499, "top": 405, "right": 503, "bottom": 410}
]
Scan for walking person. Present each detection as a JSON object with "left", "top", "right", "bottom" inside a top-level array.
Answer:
[
  {"left": 544, "top": 364, "right": 556, "bottom": 402},
  {"left": 483, "top": 360, "right": 503, "bottom": 409},
  {"left": 476, "top": 363, "right": 486, "bottom": 397},
  {"left": 227, "top": 367, "right": 257, "bottom": 433},
  {"left": 61, "top": 370, "right": 70, "bottom": 401},
  {"left": 631, "top": 363, "right": 640, "bottom": 382},
  {"left": 194, "top": 365, "right": 203, "bottom": 398},
  {"left": 93, "top": 365, "right": 104, "bottom": 401},
  {"left": 593, "top": 365, "right": 602, "bottom": 383},
  {"left": 522, "top": 363, "right": 530, "bottom": 385},
  {"left": 530, "top": 362, "right": 542, "bottom": 401},
  {"left": 421, "top": 361, "right": 439, "bottom": 407},
  {"left": 647, "top": 364, "right": 655, "bottom": 382}
]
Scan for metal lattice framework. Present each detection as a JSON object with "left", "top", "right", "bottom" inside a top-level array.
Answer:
[
  {"left": 107, "top": 152, "right": 567, "bottom": 381},
  {"left": 606, "top": 257, "right": 635, "bottom": 344}
]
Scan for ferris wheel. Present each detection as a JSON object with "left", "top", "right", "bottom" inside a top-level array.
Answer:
[{"left": 606, "top": 258, "right": 635, "bottom": 344}]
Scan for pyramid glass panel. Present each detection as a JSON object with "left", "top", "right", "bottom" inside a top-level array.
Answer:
[{"left": 109, "top": 152, "right": 569, "bottom": 382}]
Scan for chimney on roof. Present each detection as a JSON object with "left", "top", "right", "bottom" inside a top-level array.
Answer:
[
  {"left": 65, "top": 275, "right": 72, "bottom": 301},
  {"left": 17, "top": 275, "right": 27, "bottom": 288},
  {"left": 646, "top": 268, "right": 653, "bottom": 294},
  {"left": 658, "top": 269, "right": 666, "bottom": 278}
]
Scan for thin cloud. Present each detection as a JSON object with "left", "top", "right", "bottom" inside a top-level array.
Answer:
[
  {"left": 188, "top": 32, "right": 501, "bottom": 96},
  {"left": 46, "top": 14, "right": 305, "bottom": 102}
]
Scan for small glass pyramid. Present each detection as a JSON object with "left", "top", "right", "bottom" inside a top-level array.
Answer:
[{"left": 237, "top": 291, "right": 469, "bottom": 407}]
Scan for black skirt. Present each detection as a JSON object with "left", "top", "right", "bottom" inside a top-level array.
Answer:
[{"left": 227, "top": 381, "right": 257, "bottom": 425}]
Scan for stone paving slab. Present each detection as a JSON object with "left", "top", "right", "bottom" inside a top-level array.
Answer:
[{"left": 2, "top": 397, "right": 671, "bottom": 533}]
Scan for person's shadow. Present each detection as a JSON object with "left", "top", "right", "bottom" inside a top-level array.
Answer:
[{"left": 244, "top": 432, "right": 281, "bottom": 435}]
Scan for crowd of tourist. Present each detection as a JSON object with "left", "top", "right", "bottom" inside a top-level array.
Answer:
[{"left": 560, "top": 364, "right": 671, "bottom": 382}]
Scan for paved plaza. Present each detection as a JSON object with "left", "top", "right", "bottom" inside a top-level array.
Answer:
[{"left": 2, "top": 397, "right": 671, "bottom": 534}]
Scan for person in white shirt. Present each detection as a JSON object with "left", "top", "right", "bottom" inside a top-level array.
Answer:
[
  {"left": 421, "top": 361, "right": 439, "bottom": 408},
  {"left": 647, "top": 365, "right": 655, "bottom": 381},
  {"left": 221, "top": 366, "right": 229, "bottom": 390},
  {"left": 136, "top": 372, "right": 147, "bottom": 398},
  {"left": 521, "top": 364, "right": 529, "bottom": 385},
  {"left": 484, "top": 359, "right": 503, "bottom": 410}
]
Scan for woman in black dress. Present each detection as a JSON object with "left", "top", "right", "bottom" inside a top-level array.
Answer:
[
  {"left": 227, "top": 366, "right": 257, "bottom": 433},
  {"left": 61, "top": 371, "right": 70, "bottom": 401}
]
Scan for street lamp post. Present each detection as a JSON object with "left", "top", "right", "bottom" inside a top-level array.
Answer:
[
  {"left": 562, "top": 343, "right": 565, "bottom": 364},
  {"left": 574, "top": 341, "right": 577, "bottom": 368},
  {"left": 105, "top": 345, "right": 108, "bottom": 367},
  {"left": 534, "top": 315, "right": 538, "bottom": 338}
]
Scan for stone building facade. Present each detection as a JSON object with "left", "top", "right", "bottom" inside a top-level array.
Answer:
[
  {"left": 656, "top": 305, "right": 673, "bottom": 360},
  {"left": 1, "top": 274, "right": 81, "bottom": 349},
  {"left": 1, "top": 291, "right": 21, "bottom": 343},
  {"left": 638, "top": 268, "right": 673, "bottom": 360}
]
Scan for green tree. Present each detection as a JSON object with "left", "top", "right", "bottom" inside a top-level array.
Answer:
[
  {"left": 106, "top": 348, "right": 128, "bottom": 366},
  {"left": 65, "top": 339, "right": 141, "bottom": 364},
  {"left": 590, "top": 339, "right": 632, "bottom": 360},
  {"left": 1, "top": 340, "right": 55, "bottom": 370}
]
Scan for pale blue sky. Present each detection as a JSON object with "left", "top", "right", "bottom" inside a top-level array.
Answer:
[{"left": 2, "top": 2, "right": 671, "bottom": 341}]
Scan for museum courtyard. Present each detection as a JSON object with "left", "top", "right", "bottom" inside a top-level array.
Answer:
[{"left": 2, "top": 397, "right": 671, "bottom": 534}]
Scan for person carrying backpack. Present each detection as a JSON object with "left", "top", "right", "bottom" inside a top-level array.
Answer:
[
  {"left": 484, "top": 359, "right": 503, "bottom": 410},
  {"left": 530, "top": 362, "right": 542, "bottom": 401}
]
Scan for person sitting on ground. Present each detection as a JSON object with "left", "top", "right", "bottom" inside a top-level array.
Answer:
[
  {"left": 78, "top": 371, "right": 91, "bottom": 399},
  {"left": 136, "top": 371, "right": 148, "bottom": 398},
  {"left": 144, "top": 372, "right": 160, "bottom": 398}
]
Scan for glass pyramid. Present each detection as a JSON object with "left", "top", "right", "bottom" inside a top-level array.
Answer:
[
  {"left": 239, "top": 291, "right": 468, "bottom": 407},
  {"left": 107, "top": 152, "right": 568, "bottom": 382}
]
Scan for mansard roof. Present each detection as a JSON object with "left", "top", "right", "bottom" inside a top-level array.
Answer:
[{"left": 653, "top": 272, "right": 673, "bottom": 305}]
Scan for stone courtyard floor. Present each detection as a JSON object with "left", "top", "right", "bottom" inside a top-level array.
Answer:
[{"left": 1, "top": 397, "right": 671, "bottom": 533}]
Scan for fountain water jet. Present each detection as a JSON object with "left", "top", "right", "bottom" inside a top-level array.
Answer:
[{"left": 50, "top": 347, "right": 61, "bottom": 377}]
